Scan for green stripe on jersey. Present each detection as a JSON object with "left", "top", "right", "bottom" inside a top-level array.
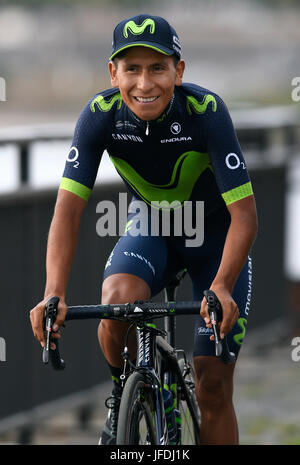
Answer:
[
  {"left": 60, "top": 177, "right": 91, "bottom": 202},
  {"left": 222, "top": 182, "right": 253, "bottom": 205},
  {"left": 109, "top": 151, "right": 212, "bottom": 207}
]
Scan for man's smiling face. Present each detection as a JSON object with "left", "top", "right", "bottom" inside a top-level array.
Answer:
[{"left": 109, "top": 46, "right": 185, "bottom": 121}]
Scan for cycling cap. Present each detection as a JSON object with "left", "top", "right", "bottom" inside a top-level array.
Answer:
[{"left": 110, "top": 14, "right": 181, "bottom": 61}]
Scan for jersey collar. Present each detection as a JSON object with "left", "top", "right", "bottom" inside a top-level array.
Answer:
[{"left": 127, "top": 93, "right": 175, "bottom": 134}]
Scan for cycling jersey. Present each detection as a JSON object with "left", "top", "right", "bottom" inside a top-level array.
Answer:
[
  {"left": 60, "top": 82, "right": 254, "bottom": 358},
  {"left": 61, "top": 83, "right": 253, "bottom": 216}
]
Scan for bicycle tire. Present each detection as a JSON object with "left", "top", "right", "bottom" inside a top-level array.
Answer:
[
  {"left": 117, "top": 371, "right": 159, "bottom": 445},
  {"left": 177, "top": 355, "right": 201, "bottom": 445}
]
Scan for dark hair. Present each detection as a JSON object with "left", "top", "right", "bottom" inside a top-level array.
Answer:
[{"left": 112, "top": 50, "right": 180, "bottom": 69}]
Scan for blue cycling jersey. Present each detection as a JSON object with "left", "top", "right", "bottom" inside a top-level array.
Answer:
[
  {"left": 60, "top": 82, "right": 254, "bottom": 358},
  {"left": 60, "top": 83, "right": 253, "bottom": 216}
]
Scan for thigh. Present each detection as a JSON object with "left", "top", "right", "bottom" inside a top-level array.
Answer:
[
  {"left": 103, "top": 228, "right": 182, "bottom": 298},
  {"left": 192, "top": 254, "right": 253, "bottom": 358}
]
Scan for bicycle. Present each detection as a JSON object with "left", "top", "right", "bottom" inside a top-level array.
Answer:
[{"left": 42, "top": 270, "right": 236, "bottom": 445}]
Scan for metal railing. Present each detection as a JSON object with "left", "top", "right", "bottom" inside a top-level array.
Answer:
[{"left": 0, "top": 105, "right": 299, "bottom": 189}]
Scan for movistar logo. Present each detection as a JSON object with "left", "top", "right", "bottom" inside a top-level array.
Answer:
[
  {"left": 90, "top": 93, "right": 122, "bottom": 113},
  {"left": 233, "top": 318, "right": 247, "bottom": 345},
  {"left": 123, "top": 19, "right": 155, "bottom": 38},
  {"left": 109, "top": 151, "right": 212, "bottom": 206},
  {"left": 186, "top": 94, "right": 217, "bottom": 115}
]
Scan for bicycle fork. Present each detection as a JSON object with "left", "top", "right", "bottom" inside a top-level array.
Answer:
[{"left": 135, "top": 323, "right": 169, "bottom": 445}]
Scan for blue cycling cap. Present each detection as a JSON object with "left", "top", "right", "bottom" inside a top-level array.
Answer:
[{"left": 110, "top": 14, "right": 181, "bottom": 61}]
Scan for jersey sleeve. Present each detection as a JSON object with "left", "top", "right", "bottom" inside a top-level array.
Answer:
[
  {"left": 60, "top": 97, "right": 108, "bottom": 201},
  {"left": 203, "top": 95, "right": 253, "bottom": 206}
]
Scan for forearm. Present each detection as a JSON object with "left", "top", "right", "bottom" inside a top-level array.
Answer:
[{"left": 211, "top": 206, "right": 257, "bottom": 293}]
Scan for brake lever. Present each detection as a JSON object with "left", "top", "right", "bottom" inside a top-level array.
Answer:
[
  {"left": 43, "top": 296, "right": 65, "bottom": 370},
  {"left": 203, "top": 290, "right": 236, "bottom": 365}
]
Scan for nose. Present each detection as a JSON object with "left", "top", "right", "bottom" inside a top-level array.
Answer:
[{"left": 136, "top": 70, "right": 155, "bottom": 94}]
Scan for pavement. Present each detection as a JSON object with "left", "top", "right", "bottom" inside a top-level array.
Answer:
[{"left": 1, "top": 318, "right": 300, "bottom": 445}]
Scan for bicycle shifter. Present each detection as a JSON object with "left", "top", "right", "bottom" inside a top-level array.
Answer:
[
  {"left": 43, "top": 296, "right": 65, "bottom": 370},
  {"left": 203, "top": 290, "right": 236, "bottom": 365}
]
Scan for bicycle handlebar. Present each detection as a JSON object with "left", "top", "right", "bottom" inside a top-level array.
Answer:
[{"left": 42, "top": 291, "right": 236, "bottom": 370}]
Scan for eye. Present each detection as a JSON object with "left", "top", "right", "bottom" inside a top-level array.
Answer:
[
  {"left": 126, "top": 65, "right": 138, "bottom": 72},
  {"left": 153, "top": 64, "right": 164, "bottom": 71}
]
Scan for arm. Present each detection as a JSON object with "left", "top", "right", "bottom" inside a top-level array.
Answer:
[
  {"left": 198, "top": 91, "right": 257, "bottom": 338},
  {"left": 45, "top": 189, "right": 86, "bottom": 300},
  {"left": 30, "top": 189, "right": 87, "bottom": 348},
  {"left": 200, "top": 195, "right": 258, "bottom": 339},
  {"left": 29, "top": 95, "right": 107, "bottom": 348}
]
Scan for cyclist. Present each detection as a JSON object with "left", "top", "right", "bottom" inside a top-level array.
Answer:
[{"left": 30, "top": 14, "right": 258, "bottom": 445}]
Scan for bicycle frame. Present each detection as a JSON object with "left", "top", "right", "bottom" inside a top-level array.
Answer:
[
  {"left": 133, "top": 319, "right": 200, "bottom": 445},
  {"left": 131, "top": 270, "right": 192, "bottom": 445},
  {"left": 127, "top": 272, "right": 185, "bottom": 445}
]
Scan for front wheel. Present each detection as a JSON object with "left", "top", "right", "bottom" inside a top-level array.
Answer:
[
  {"left": 177, "top": 354, "right": 201, "bottom": 445},
  {"left": 117, "top": 372, "right": 159, "bottom": 445}
]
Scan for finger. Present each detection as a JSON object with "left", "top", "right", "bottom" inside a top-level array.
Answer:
[
  {"left": 36, "top": 331, "right": 45, "bottom": 347},
  {"left": 200, "top": 298, "right": 206, "bottom": 317},
  {"left": 220, "top": 315, "right": 232, "bottom": 340},
  {"left": 200, "top": 298, "right": 211, "bottom": 326},
  {"left": 30, "top": 307, "right": 45, "bottom": 346},
  {"left": 230, "top": 306, "right": 239, "bottom": 329},
  {"left": 53, "top": 305, "right": 67, "bottom": 332}
]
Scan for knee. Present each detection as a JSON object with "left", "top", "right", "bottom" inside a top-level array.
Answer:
[
  {"left": 101, "top": 274, "right": 150, "bottom": 305},
  {"left": 195, "top": 371, "right": 233, "bottom": 413},
  {"left": 99, "top": 275, "right": 150, "bottom": 346},
  {"left": 101, "top": 282, "right": 125, "bottom": 305}
]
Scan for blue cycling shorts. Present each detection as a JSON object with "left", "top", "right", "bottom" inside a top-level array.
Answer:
[{"left": 103, "top": 204, "right": 252, "bottom": 358}]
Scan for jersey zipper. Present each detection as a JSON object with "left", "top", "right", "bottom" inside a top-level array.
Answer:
[{"left": 145, "top": 121, "right": 149, "bottom": 136}]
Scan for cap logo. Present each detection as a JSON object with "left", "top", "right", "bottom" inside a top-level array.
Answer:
[{"left": 123, "top": 18, "right": 155, "bottom": 38}]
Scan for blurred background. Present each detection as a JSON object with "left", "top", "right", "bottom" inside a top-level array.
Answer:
[{"left": 0, "top": 0, "right": 300, "bottom": 445}]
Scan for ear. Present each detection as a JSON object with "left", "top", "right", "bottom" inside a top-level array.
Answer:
[
  {"left": 175, "top": 60, "right": 185, "bottom": 86},
  {"left": 108, "top": 61, "right": 119, "bottom": 88}
]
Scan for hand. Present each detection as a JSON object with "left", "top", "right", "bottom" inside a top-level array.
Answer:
[
  {"left": 29, "top": 296, "right": 68, "bottom": 350},
  {"left": 200, "top": 286, "right": 239, "bottom": 340}
]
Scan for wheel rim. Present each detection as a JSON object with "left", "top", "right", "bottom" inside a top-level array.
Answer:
[{"left": 128, "top": 387, "right": 157, "bottom": 444}]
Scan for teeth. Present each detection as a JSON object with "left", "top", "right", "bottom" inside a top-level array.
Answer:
[{"left": 135, "top": 96, "right": 158, "bottom": 102}]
